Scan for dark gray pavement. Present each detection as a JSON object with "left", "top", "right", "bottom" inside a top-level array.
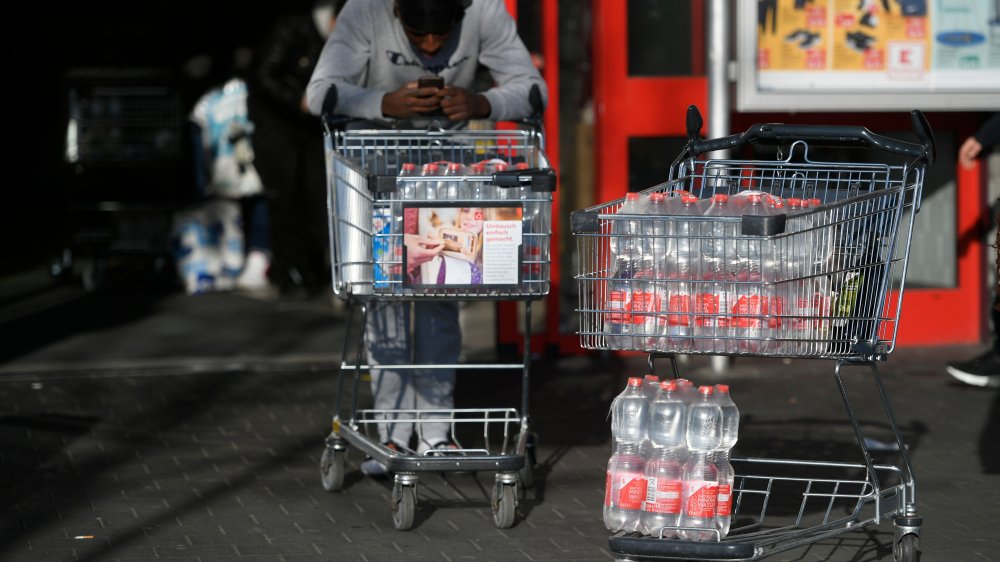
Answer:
[{"left": 1, "top": 270, "right": 998, "bottom": 561}]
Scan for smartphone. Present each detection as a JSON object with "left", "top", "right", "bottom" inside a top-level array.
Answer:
[{"left": 418, "top": 75, "right": 444, "bottom": 89}]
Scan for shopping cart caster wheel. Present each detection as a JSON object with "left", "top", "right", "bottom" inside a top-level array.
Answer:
[
  {"left": 894, "top": 533, "right": 918, "bottom": 562},
  {"left": 319, "top": 446, "right": 345, "bottom": 492},
  {"left": 391, "top": 484, "right": 416, "bottom": 531},
  {"left": 492, "top": 483, "right": 517, "bottom": 529}
]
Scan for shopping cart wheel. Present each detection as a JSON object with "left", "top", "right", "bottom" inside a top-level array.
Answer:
[
  {"left": 319, "top": 446, "right": 345, "bottom": 492},
  {"left": 391, "top": 483, "right": 417, "bottom": 531},
  {"left": 492, "top": 483, "right": 517, "bottom": 528},
  {"left": 894, "top": 533, "right": 918, "bottom": 562}
]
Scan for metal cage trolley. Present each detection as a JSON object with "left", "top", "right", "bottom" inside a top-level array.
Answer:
[
  {"left": 571, "top": 106, "right": 934, "bottom": 561},
  {"left": 319, "top": 116, "right": 556, "bottom": 531}
]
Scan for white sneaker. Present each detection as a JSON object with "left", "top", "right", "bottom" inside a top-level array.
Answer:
[{"left": 237, "top": 250, "right": 271, "bottom": 290}]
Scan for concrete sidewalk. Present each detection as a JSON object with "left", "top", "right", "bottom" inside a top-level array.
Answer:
[{"left": 0, "top": 281, "right": 998, "bottom": 561}]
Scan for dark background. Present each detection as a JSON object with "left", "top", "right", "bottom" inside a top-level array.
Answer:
[{"left": 2, "top": 1, "right": 312, "bottom": 274}]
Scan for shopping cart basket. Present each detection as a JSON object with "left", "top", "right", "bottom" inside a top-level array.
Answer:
[
  {"left": 572, "top": 106, "right": 934, "bottom": 561},
  {"left": 318, "top": 100, "right": 555, "bottom": 530}
]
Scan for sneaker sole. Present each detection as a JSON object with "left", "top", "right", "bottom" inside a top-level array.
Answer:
[{"left": 945, "top": 365, "right": 996, "bottom": 387}]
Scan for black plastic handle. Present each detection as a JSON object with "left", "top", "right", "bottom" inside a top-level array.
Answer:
[
  {"left": 684, "top": 105, "right": 935, "bottom": 164},
  {"left": 322, "top": 83, "right": 548, "bottom": 132},
  {"left": 492, "top": 168, "right": 557, "bottom": 192}
]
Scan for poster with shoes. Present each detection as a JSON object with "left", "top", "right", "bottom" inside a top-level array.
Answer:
[{"left": 757, "top": 0, "right": 830, "bottom": 71}]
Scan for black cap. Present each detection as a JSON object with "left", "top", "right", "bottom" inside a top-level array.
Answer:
[{"left": 396, "top": 0, "right": 467, "bottom": 35}]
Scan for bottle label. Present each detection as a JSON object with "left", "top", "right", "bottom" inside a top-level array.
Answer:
[
  {"left": 730, "top": 295, "right": 766, "bottom": 328},
  {"left": 631, "top": 288, "right": 658, "bottom": 325},
  {"left": 644, "top": 477, "right": 682, "bottom": 514},
  {"left": 717, "top": 483, "right": 733, "bottom": 516},
  {"left": 694, "top": 293, "right": 728, "bottom": 328},
  {"left": 610, "top": 470, "right": 647, "bottom": 510},
  {"left": 665, "top": 294, "right": 691, "bottom": 326},
  {"left": 683, "top": 481, "right": 718, "bottom": 518},
  {"left": 607, "top": 290, "right": 632, "bottom": 324}
]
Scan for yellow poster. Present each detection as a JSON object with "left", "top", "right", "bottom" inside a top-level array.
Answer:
[
  {"left": 831, "top": 0, "right": 931, "bottom": 74},
  {"left": 757, "top": 0, "right": 829, "bottom": 71}
]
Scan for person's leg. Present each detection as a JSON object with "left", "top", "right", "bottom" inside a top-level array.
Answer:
[
  {"left": 412, "top": 301, "right": 461, "bottom": 450},
  {"left": 947, "top": 298, "right": 1000, "bottom": 387},
  {"left": 236, "top": 196, "right": 272, "bottom": 290},
  {"left": 365, "top": 301, "right": 416, "bottom": 447}
]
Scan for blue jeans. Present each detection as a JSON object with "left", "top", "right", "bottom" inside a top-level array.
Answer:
[{"left": 364, "top": 301, "right": 461, "bottom": 448}]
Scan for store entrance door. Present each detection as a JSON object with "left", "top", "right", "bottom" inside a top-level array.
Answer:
[{"left": 592, "top": 0, "right": 708, "bottom": 206}]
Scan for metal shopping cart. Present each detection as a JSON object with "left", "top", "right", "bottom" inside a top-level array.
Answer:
[
  {"left": 571, "top": 106, "right": 934, "bottom": 561},
  {"left": 318, "top": 104, "right": 555, "bottom": 530}
]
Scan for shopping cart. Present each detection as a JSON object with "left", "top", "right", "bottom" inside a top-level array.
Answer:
[
  {"left": 56, "top": 67, "right": 186, "bottom": 290},
  {"left": 571, "top": 106, "right": 934, "bottom": 561},
  {"left": 318, "top": 100, "right": 555, "bottom": 530}
]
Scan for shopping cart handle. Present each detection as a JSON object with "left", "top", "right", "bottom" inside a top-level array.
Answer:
[
  {"left": 684, "top": 106, "right": 935, "bottom": 164},
  {"left": 492, "top": 168, "right": 557, "bottom": 192}
]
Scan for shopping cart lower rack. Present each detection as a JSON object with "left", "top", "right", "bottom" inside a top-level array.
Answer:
[
  {"left": 572, "top": 106, "right": 934, "bottom": 561},
  {"left": 318, "top": 116, "right": 555, "bottom": 530}
]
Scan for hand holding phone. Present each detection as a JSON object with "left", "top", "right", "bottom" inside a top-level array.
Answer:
[{"left": 418, "top": 75, "right": 445, "bottom": 89}]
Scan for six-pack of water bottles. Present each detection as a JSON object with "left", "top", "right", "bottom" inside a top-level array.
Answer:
[
  {"left": 604, "top": 376, "right": 739, "bottom": 541},
  {"left": 603, "top": 189, "right": 845, "bottom": 356}
]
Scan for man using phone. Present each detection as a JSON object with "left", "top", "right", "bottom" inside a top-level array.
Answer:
[
  {"left": 306, "top": 0, "right": 545, "bottom": 123},
  {"left": 305, "top": 0, "right": 546, "bottom": 475}
]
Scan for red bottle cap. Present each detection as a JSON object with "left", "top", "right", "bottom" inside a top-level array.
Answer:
[
  {"left": 698, "top": 385, "right": 714, "bottom": 395},
  {"left": 712, "top": 194, "right": 729, "bottom": 203},
  {"left": 627, "top": 376, "right": 643, "bottom": 386},
  {"left": 715, "top": 383, "right": 730, "bottom": 394},
  {"left": 447, "top": 162, "right": 462, "bottom": 172},
  {"left": 660, "top": 380, "right": 678, "bottom": 391},
  {"left": 650, "top": 192, "right": 665, "bottom": 202}
]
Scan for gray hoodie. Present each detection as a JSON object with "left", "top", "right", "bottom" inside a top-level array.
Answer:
[{"left": 305, "top": 0, "right": 547, "bottom": 121}]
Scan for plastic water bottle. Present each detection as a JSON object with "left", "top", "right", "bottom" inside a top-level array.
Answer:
[
  {"left": 679, "top": 386, "right": 722, "bottom": 541},
  {"left": 714, "top": 384, "right": 739, "bottom": 538},
  {"left": 420, "top": 163, "right": 440, "bottom": 200},
  {"left": 727, "top": 200, "right": 774, "bottom": 353},
  {"left": 639, "top": 193, "right": 669, "bottom": 350},
  {"left": 660, "top": 195, "right": 699, "bottom": 352},
  {"left": 612, "top": 377, "right": 650, "bottom": 446},
  {"left": 631, "top": 258, "right": 659, "bottom": 350},
  {"left": 605, "top": 194, "right": 644, "bottom": 349},
  {"left": 469, "top": 162, "right": 491, "bottom": 200},
  {"left": 613, "top": 192, "right": 644, "bottom": 264},
  {"left": 605, "top": 377, "right": 651, "bottom": 532},
  {"left": 642, "top": 380, "right": 687, "bottom": 537},
  {"left": 643, "top": 375, "right": 661, "bottom": 401},
  {"left": 606, "top": 256, "right": 635, "bottom": 349},
  {"left": 644, "top": 192, "right": 669, "bottom": 275},
  {"left": 398, "top": 162, "right": 418, "bottom": 200},
  {"left": 439, "top": 161, "right": 464, "bottom": 199},
  {"left": 492, "top": 161, "right": 511, "bottom": 199},
  {"left": 604, "top": 442, "right": 647, "bottom": 533}
]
